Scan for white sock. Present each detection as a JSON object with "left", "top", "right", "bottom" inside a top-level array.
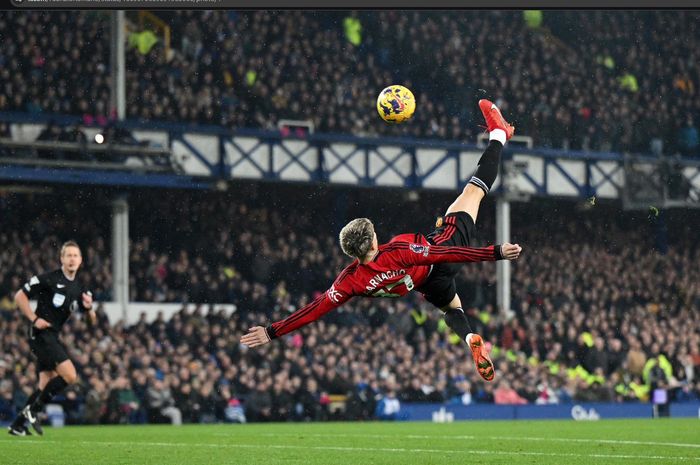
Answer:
[{"left": 489, "top": 129, "right": 507, "bottom": 145}]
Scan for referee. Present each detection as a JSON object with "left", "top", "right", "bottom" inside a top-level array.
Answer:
[{"left": 8, "top": 241, "right": 96, "bottom": 436}]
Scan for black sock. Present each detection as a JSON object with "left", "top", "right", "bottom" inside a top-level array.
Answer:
[
  {"left": 31, "top": 377, "right": 68, "bottom": 413},
  {"left": 24, "top": 390, "right": 42, "bottom": 410},
  {"left": 468, "top": 140, "right": 503, "bottom": 194},
  {"left": 10, "top": 390, "right": 42, "bottom": 428},
  {"left": 443, "top": 307, "right": 473, "bottom": 342}
]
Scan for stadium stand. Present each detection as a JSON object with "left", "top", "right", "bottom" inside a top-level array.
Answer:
[
  {"left": 1, "top": 186, "right": 698, "bottom": 423},
  {"left": 1, "top": 11, "right": 699, "bottom": 155}
]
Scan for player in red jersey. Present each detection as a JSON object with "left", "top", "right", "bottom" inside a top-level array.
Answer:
[{"left": 242, "top": 99, "right": 518, "bottom": 382}]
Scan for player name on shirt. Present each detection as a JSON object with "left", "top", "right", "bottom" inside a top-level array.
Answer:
[{"left": 365, "top": 269, "right": 407, "bottom": 292}]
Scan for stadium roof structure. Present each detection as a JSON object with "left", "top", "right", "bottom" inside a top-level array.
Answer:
[{"left": 0, "top": 112, "right": 698, "bottom": 209}]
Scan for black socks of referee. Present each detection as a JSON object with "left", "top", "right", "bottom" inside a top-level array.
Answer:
[
  {"left": 10, "top": 390, "right": 42, "bottom": 428},
  {"left": 443, "top": 307, "right": 473, "bottom": 342},
  {"left": 468, "top": 140, "right": 503, "bottom": 195},
  {"left": 31, "top": 376, "right": 68, "bottom": 414}
]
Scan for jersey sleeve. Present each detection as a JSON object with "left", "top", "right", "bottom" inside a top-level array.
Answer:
[
  {"left": 20, "top": 273, "right": 49, "bottom": 299},
  {"left": 266, "top": 278, "right": 354, "bottom": 340},
  {"left": 391, "top": 241, "right": 503, "bottom": 266}
]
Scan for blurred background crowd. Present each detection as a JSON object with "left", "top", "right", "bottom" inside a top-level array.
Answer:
[
  {"left": 1, "top": 185, "right": 698, "bottom": 424},
  {"left": 0, "top": 11, "right": 699, "bottom": 156}
]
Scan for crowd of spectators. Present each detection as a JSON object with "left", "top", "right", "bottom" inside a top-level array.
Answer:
[
  {"left": 1, "top": 11, "right": 699, "bottom": 156},
  {"left": 0, "top": 185, "right": 699, "bottom": 424}
]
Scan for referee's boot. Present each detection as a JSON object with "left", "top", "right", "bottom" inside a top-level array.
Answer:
[
  {"left": 21, "top": 406, "right": 44, "bottom": 436},
  {"left": 466, "top": 333, "right": 496, "bottom": 381},
  {"left": 8, "top": 424, "right": 32, "bottom": 437}
]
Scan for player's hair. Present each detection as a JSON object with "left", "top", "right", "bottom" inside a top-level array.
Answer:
[
  {"left": 339, "top": 218, "right": 375, "bottom": 259},
  {"left": 60, "top": 240, "right": 81, "bottom": 256}
]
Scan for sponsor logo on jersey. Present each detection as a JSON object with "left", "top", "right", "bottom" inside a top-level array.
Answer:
[
  {"left": 365, "top": 269, "right": 407, "bottom": 292},
  {"left": 52, "top": 293, "right": 66, "bottom": 307},
  {"left": 409, "top": 243, "right": 430, "bottom": 257},
  {"left": 57, "top": 284, "right": 65, "bottom": 288},
  {"left": 327, "top": 285, "right": 342, "bottom": 303}
]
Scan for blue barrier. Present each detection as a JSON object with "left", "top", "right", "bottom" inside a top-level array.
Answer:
[
  {"left": 670, "top": 403, "right": 700, "bottom": 418},
  {"left": 399, "top": 402, "right": 700, "bottom": 422}
]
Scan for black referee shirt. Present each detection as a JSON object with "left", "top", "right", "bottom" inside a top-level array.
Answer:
[{"left": 21, "top": 269, "right": 92, "bottom": 330}]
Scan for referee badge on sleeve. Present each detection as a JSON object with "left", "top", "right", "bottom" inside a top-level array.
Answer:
[{"left": 52, "top": 293, "right": 66, "bottom": 307}]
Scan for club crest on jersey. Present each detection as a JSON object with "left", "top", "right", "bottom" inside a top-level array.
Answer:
[
  {"left": 52, "top": 293, "right": 66, "bottom": 307},
  {"left": 435, "top": 217, "right": 444, "bottom": 228},
  {"left": 410, "top": 243, "right": 430, "bottom": 257},
  {"left": 327, "top": 285, "right": 342, "bottom": 303}
]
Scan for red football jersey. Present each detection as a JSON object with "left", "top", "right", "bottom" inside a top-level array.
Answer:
[{"left": 266, "top": 234, "right": 502, "bottom": 339}]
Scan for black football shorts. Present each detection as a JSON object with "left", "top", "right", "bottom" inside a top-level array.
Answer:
[
  {"left": 417, "top": 211, "right": 477, "bottom": 308},
  {"left": 29, "top": 327, "right": 70, "bottom": 373}
]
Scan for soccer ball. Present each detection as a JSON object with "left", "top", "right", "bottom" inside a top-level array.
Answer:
[{"left": 376, "top": 85, "right": 416, "bottom": 124}]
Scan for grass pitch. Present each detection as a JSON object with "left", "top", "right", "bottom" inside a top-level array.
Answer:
[{"left": 1, "top": 419, "right": 698, "bottom": 465}]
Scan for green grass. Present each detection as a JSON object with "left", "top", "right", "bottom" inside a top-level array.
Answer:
[{"left": 1, "top": 419, "right": 699, "bottom": 465}]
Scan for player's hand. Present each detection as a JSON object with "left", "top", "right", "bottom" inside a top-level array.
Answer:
[
  {"left": 501, "top": 243, "right": 522, "bottom": 260},
  {"left": 241, "top": 326, "right": 271, "bottom": 348},
  {"left": 82, "top": 292, "right": 93, "bottom": 310},
  {"left": 34, "top": 318, "right": 52, "bottom": 330}
]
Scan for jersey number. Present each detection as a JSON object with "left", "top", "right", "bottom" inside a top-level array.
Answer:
[{"left": 371, "top": 275, "right": 414, "bottom": 298}]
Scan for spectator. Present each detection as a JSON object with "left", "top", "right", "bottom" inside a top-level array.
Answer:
[
  {"left": 105, "top": 376, "right": 140, "bottom": 424},
  {"left": 146, "top": 379, "right": 182, "bottom": 425},
  {"left": 375, "top": 387, "right": 401, "bottom": 421},
  {"left": 494, "top": 380, "right": 528, "bottom": 405},
  {"left": 678, "top": 116, "right": 699, "bottom": 157}
]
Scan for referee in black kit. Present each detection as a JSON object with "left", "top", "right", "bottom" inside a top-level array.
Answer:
[{"left": 8, "top": 241, "right": 96, "bottom": 436}]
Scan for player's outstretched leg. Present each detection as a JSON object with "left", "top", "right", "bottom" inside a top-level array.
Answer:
[
  {"left": 442, "top": 294, "right": 495, "bottom": 382},
  {"left": 445, "top": 99, "right": 515, "bottom": 222}
]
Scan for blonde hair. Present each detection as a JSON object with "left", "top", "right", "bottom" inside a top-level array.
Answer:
[
  {"left": 60, "top": 240, "right": 81, "bottom": 256},
  {"left": 339, "top": 218, "right": 375, "bottom": 259}
]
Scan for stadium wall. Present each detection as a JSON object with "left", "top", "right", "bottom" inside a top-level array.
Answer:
[{"left": 398, "top": 402, "right": 700, "bottom": 422}]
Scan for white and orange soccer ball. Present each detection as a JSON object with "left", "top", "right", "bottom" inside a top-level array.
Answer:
[{"left": 376, "top": 85, "right": 416, "bottom": 124}]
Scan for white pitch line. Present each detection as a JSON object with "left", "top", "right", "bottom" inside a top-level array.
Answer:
[
  {"left": 256, "top": 432, "right": 700, "bottom": 449},
  {"left": 14, "top": 439, "right": 700, "bottom": 462},
  {"left": 488, "top": 435, "right": 700, "bottom": 450}
]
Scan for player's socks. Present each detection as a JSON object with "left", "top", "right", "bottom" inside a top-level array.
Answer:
[
  {"left": 443, "top": 307, "right": 472, "bottom": 341},
  {"left": 25, "top": 376, "right": 68, "bottom": 435},
  {"left": 23, "top": 390, "right": 42, "bottom": 411},
  {"left": 31, "top": 377, "right": 68, "bottom": 414},
  {"left": 8, "top": 390, "right": 40, "bottom": 431},
  {"left": 468, "top": 139, "right": 503, "bottom": 195}
]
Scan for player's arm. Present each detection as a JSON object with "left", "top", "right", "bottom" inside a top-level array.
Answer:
[
  {"left": 241, "top": 284, "right": 353, "bottom": 348},
  {"left": 395, "top": 241, "right": 522, "bottom": 266},
  {"left": 16, "top": 274, "right": 51, "bottom": 329}
]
